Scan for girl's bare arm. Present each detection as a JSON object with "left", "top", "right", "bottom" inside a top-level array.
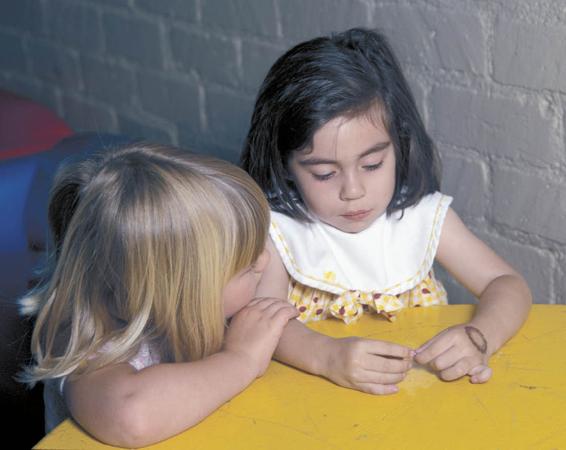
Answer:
[
  {"left": 257, "top": 238, "right": 413, "bottom": 395},
  {"left": 416, "top": 208, "right": 532, "bottom": 382},
  {"left": 65, "top": 298, "right": 297, "bottom": 448},
  {"left": 436, "top": 208, "right": 531, "bottom": 353}
]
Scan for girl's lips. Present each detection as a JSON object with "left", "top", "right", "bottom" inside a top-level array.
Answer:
[{"left": 341, "top": 210, "right": 371, "bottom": 221}]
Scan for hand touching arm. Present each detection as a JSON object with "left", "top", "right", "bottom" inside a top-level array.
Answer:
[
  {"left": 257, "top": 238, "right": 413, "bottom": 395},
  {"left": 65, "top": 298, "right": 298, "bottom": 448},
  {"left": 415, "top": 208, "right": 532, "bottom": 382}
]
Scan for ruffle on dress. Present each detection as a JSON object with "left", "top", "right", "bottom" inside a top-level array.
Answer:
[
  {"left": 270, "top": 192, "right": 453, "bottom": 324},
  {"left": 288, "top": 270, "right": 447, "bottom": 324}
]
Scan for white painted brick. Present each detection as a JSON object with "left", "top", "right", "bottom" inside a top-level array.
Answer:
[
  {"left": 241, "top": 40, "right": 284, "bottom": 92},
  {"left": 493, "top": 166, "right": 566, "bottom": 244},
  {"left": 430, "top": 86, "right": 560, "bottom": 165},
  {"left": 0, "top": 0, "right": 43, "bottom": 32},
  {"left": 0, "top": 31, "right": 27, "bottom": 73},
  {"left": 204, "top": 87, "right": 254, "bottom": 150},
  {"left": 137, "top": 72, "right": 200, "bottom": 124},
  {"left": 494, "top": 20, "right": 566, "bottom": 93},
  {"left": 0, "top": 75, "right": 60, "bottom": 114},
  {"left": 178, "top": 129, "right": 241, "bottom": 164},
  {"left": 62, "top": 95, "right": 116, "bottom": 132},
  {"left": 102, "top": 12, "right": 163, "bottom": 67},
  {"left": 279, "top": 0, "right": 370, "bottom": 42},
  {"left": 481, "top": 233, "right": 554, "bottom": 303},
  {"left": 373, "top": 5, "right": 485, "bottom": 73},
  {"left": 202, "top": 0, "right": 277, "bottom": 37},
  {"left": 44, "top": 0, "right": 102, "bottom": 53},
  {"left": 82, "top": 56, "right": 135, "bottom": 108},
  {"left": 439, "top": 151, "right": 488, "bottom": 220},
  {"left": 28, "top": 39, "right": 82, "bottom": 91},
  {"left": 135, "top": 0, "right": 197, "bottom": 22},
  {"left": 404, "top": 73, "right": 427, "bottom": 122},
  {"left": 170, "top": 28, "right": 239, "bottom": 87},
  {"left": 556, "top": 262, "right": 566, "bottom": 304},
  {"left": 118, "top": 114, "right": 174, "bottom": 144}
]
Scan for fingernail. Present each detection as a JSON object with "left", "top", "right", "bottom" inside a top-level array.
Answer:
[{"left": 410, "top": 350, "right": 417, "bottom": 358}]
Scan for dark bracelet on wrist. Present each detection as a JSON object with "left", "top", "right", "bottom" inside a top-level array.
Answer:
[{"left": 464, "top": 325, "right": 488, "bottom": 354}]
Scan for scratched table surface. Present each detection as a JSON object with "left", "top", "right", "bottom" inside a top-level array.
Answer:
[{"left": 34, "top": 305, "right": 566, "bottom": 450}]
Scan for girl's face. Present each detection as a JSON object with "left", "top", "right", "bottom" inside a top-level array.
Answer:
[
  {"left": 288, "top": 113, "right": 396, "bottom": 233},
  {"left": 222, "top": 248, "right": 270, "bottom": 318}
]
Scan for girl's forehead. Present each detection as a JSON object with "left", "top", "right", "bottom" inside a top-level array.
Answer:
[{"left": 302, "top": 112, "right": 390, "bottom": 160}]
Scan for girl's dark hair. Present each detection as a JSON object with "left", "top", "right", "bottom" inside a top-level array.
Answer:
[{"left": 241, "top": 27, "right": 441, "bottom": 221}]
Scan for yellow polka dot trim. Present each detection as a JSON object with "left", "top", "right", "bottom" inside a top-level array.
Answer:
[{"left": 288, "top": 270, "right": 447, "bottom": 324}]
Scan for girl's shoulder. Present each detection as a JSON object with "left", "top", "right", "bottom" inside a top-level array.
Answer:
[{"left": 269, "top": 192, "right": 452, "bottom": 295}]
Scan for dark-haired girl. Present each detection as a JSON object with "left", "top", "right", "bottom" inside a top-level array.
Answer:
[{"left": 242, "top": 28, "right": 531, "bottom": 395}]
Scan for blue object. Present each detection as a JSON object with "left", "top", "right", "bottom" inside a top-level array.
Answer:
[{"left": 0, "top": 132, "right": 136, "bottom": 301}]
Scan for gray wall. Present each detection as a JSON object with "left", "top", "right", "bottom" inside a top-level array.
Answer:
[{"left": 1, "top": 0, "right": 565, "bottom": 304}]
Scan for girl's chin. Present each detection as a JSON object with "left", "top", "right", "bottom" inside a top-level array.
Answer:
[{"left": 323, "top": 219, "right": 373, "bottom": 234}]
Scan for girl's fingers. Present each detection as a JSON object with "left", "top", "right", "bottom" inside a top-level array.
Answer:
[
  {"left": 268, "top": 302, "right": 299, "bottom": 321},
  {"left": 356, "top": 382, "right": 400, "bottom": 396},
  {"left": 439, "top": 357, "right": 482, "bottom": 381},
  {"left": 414, "top": 336, "right": 451, "bottom": 365},
  {"left": 366, "top": 340, "right": 413, "bottom": 361},
  {"left": 356, "top": 370, "right": 407, "bottom": 385},
  {"left": 470, "top": 366, "right": 492, "bottom": 384},
  {"left": 255, "top": 297, "right": 294, "bottom": 314},
  {"left": 428, "top": 345, "right": 459, "bottom": 372},
  {"left": 362, "top": 354, "right": 412, "bottom": 374},
  {"left": 247, "top": 296, "right": 281, "bottom": 309},
  {"left": 468, "top": 364, "right": 486, "bottom": 376},
  {"left": 245, "top": 299, "right": 298, "bottom": 326},
  {"left": 415, "top": 338, "right": 434, "bottom": 355}
]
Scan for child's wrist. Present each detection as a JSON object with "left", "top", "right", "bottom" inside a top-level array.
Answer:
[
  {"left": 466, "top": 320, "right": 499, "bottom": 357},
  {"left": 311, "top": 335, "right": 337, "bottom": 378},
  {"left": 464, "top": 325, "right": 488, "bottom": 354},
  {"left": 220, "top": 348, "right": 261, "bottom": 380}
]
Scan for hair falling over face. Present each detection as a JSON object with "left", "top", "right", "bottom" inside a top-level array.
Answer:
[
  {"left": 241, "top": 27, "right": 441, "bottom": 222},
  {"left": 19, "top": 143, "right": 270, "bottom": 386}
]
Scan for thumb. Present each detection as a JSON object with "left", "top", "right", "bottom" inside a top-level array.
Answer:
[{"left": 469, "top": 364, "right": 492, "bottom": 384}]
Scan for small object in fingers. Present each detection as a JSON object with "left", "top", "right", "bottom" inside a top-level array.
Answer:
[{"left": 378, "top": 354, "right": 412, "bottom": 361}]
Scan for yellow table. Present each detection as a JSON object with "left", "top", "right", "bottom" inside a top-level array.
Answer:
[{"left": 35, "top": 305, "right": 566, "bottom": 449}]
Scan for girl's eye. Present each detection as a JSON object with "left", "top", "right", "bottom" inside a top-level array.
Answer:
[
  {"left": 312, "top": 172, "right": 335, "bottom": 181},
  {"left": 363, "top": 161, "right": 383, "bottom": 171}
]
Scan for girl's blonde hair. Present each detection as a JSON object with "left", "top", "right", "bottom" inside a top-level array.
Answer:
[{"left": 20, "top": 143, "right": 269, "bottom": 386}]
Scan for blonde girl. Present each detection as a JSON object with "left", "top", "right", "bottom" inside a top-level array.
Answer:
[
  {"left": 242, "top": 28, "right": 531, "bottom": 395},
  {"left": 20, "top": 143, "right": 298, "bottom": 447}
]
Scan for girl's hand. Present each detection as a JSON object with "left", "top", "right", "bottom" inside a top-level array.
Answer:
[
  {"left": 414, "top": 324, "right": 493, "bottom": 383},
  {"left": 224, "top": 297, "right": 299, "bottom": 378},
  {"left": 321, "top": 337, "right": 413, "bottom": 395}
]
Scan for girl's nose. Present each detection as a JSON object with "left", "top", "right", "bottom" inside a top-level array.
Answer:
[{"left": 340, "top": 173, "right": 365, "bottom": 201}]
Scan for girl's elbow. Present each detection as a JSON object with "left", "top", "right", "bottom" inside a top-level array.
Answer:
[
  {"left": 85, "top": 400, "right": 159, "bottom": 448},
  {"left": 510, "top": 272, "right": 532, "bottom": 306},
  {"left": 113, "top": 411, "right": 155, "bottom": 448},
  {"left": 96, "top": 400, "right": 201, "bottom": 448}
]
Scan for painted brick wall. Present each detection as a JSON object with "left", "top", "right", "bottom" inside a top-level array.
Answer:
[{"left": 1, "top": 0, "right": 565, "bottom": 304}]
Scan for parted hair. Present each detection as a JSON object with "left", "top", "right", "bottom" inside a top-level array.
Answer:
[
  {"left": 20, "top": 143, "right": 269, "bottom": 386},
  {"left": 241, "top": 27, "right": 440, "bottom": 221}
]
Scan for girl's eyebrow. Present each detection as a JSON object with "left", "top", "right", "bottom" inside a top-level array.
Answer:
[{"left": 298, "top": 141, "right": 391, "bottom": 166}]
